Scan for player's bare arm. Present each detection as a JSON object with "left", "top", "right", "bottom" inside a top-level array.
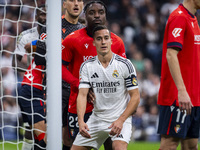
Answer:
[
  {"left": 166, "top": 48, "right": 193, "bottom": 115},
  {"left": 109, "top": 88, "right": 140, "bottom": 136},
  {"left": 77, "top": 88, "right": 91, "bottom": 138},
  {"left": 12, "top": 54, "right": 29, "bottom": 72}
]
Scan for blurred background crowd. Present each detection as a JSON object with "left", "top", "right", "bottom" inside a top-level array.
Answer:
[{"left": 0, "top": 0, "right": 191, "bottom": 142}]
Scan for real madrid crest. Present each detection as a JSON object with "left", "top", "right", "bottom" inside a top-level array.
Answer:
[
  {"left": 112, "top": 70, "right": 119, "bottom": 78},
  {"left": 132, "top": 77, "right": 138, "bottom": 86}
]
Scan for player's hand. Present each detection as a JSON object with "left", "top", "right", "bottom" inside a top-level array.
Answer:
[
  {"left": 108, "top": 119, "right": 123, "bottom": 136},
  {"left": 87, "top": 88, "right": 95, "bottom": 104},
  {"left": 78, "top": 121, "right": 91, "bottom": 138},
  {"left": 178, "top": 89, "right": 193, "bottom": 115},
  {"left": 24, "top": 42, "right": 32, "bottom": 53}
]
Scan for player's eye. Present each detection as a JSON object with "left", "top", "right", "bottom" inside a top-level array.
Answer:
[{"left": 99, "top": 10, "right": 105, "bottom": 15}]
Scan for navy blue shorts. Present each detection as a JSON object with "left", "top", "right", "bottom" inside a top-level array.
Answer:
[
  {"left": 157, "top": 101, "right": 200, "bottom": 138},
  {"left": 18, "top": 85, "right": 45, "bottom": 125},
  {"left": 67, "top": 112, "right": 92, "bottom": 139}
]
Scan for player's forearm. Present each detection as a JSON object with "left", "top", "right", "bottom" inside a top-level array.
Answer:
[
  {"left": 77, "top": 92, "right": 87, "bottom": 123},
  {"left": 62, "top": 64, "right": 79, "bottom": 88},
  {"left": 166, "top": 48, "right": 186, "bottom": 91},
  {"left": 118, "top": 88, "right": 140, "bottom": 123},
  {"left": 12, "top": 55, "right": 28, "bottom": 72}
]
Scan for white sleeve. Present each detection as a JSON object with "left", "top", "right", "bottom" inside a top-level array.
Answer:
[
  {"left": 124, "top": 59, "right": 139, "bottom": 91},
  {"left": 14, "top": 33, "right": 27, "bottom": 56},
  {"left": 79, "top": 62, "right": 91, "bottom": 89}
]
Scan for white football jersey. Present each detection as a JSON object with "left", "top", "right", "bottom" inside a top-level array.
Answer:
[
  {"left": 14, "top": 26, "right": 39, "bottom": 56},
  {"left": 79, "top": 53, "right": 138, "bottom": 123}
]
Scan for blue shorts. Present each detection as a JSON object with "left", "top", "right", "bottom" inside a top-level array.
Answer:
[
  {"left": 157, "top": 101, "right": 200, "bottom": 138},
  {"left": 68, "top": 112, "right": 92, "bottom": 140},
  {"left": 18, "top": 85, "right": 45, "bottom": 125}
]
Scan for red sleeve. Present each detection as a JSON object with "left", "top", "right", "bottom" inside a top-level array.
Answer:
[
  {"left": 62, "top": 36, "right": 73, "bottom": 64},
  {"left": 167, "top": 15, "right": 186, "bottom": 49},
  {"left": 62, "top": 64, "right": 79, "bottom": 88}
]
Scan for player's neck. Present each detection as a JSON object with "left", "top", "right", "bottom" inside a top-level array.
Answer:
[
  {"left": 183, "top": 1, "right": 197, "bottom": 15},
  {"left": 65, "top": 13, "right": 78, "bottom": 24},
  {"left": 98, "top": 52, "right": 113, "bottom": 68}
]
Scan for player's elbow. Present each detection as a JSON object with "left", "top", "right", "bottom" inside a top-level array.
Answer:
[{"left": 166, "top": 48, "right": 179, "bottom": 62}]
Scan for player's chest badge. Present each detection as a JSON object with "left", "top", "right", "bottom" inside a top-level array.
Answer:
[{"left": 112, "top": 70, "right": 119, "bottom": 78}]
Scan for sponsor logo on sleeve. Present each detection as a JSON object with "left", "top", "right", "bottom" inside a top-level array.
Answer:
[{"left": 172, "top": 28, "right": 182, "bottom": 38}]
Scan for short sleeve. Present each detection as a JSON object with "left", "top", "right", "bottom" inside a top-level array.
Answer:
[
  {"left": 124, "top": 59, "right": 139, "bottom": 91},
  {"left": 167, "top": 15, "right": 187, "bottom": 49},
  {"left": 79, "top": 62, "right": 91, "bottom": 89}
]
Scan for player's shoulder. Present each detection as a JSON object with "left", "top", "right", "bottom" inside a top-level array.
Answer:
[
  {"left": 110, "top": 32, "right": 123, "bottom": 41},
  {"left": 80, "top": 56, "right": 97, "bottom": 71},
  {"left": 168, "top": 5, "right": 187, "bottom": 22},
  {"left": 67, "top": 27, "right": 86, "bottom": 38},
  {"left": 114, "top": 54, "right": 134, "bottom": 72},
  {"left": 20, "top": 26, "right": 38, "bottom": 36},
  {"left": 17, "top": 27, "right": 38, "bottom": 42}
]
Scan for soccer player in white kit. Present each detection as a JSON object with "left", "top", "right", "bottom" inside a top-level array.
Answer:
[{"left": 71, "top": 25, "right": 140, "bottom": 150}]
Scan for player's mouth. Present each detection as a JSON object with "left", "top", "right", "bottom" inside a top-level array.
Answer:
[
  {"left": 93, "top": 19, "right": 102, "bottom": 24},
  {"left": 101, "top": 46, "right": 107, "bottom": 50},
  {"left": 73, "top": 7, "right": 79, "bottom": 13}
]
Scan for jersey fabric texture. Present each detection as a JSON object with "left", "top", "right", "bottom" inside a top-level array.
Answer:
[
  {"left": 158, "top": 4, "right": 200, "bottom": 106},
  {"left": 15, "top": 26, "right": 39, "bottom": 56},
  {"left": 79, "top": 54, "right": 138, "bottom": 123},
  {"left": 62, "top": 27, "right": 126, "bottom": 114}
]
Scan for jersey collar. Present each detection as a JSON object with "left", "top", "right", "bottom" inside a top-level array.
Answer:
[{"left": 179, "top": 4, "right": 195, "bottom": 18}]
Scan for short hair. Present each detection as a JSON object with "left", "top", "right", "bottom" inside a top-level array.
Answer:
[
  {"left": 84, "top": 0, "right": 107, "bottom": 14},
  {"left": 92, "top": 25, "right": 109, "bottom": 38}
]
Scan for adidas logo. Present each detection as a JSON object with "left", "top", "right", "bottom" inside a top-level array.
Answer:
[
  {"left": 117, "top": 134, "right": 123, "bottom": 138},
  {"left": 91, "top": 73, "right": 99, "bottom": 78}
]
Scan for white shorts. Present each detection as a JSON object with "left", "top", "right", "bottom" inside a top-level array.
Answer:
[{"left": 73, "top": 114, "right": 132, "bottom": 150}]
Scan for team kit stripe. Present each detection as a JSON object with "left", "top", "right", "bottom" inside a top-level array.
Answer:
[
  {"left": 167, "top": 42, "right": 182, "bottom": 49},
  {"left": 115, "top": 55, "right": 134, "bottom": 74},
  {"left": 79, "top": 57, "right": 96, "bottom": 73},
  {"left": 80, "top": 81, "right": 90, "bottom": 85}
]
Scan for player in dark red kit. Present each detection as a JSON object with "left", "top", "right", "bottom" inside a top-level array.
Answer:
[
  {"left": 62, "top": 1, "right": 126, "bottom": 149},
  {"left": 157, "top": 0, "right": 200, "bottom": 149}
]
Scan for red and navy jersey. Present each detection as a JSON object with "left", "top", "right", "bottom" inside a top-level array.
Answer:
[
  {"left": 22, "top": 60, "right": 43, "bottom": 90},
  {"left": 158, "top": 4, "right": 200, "bottom": 106},
  {"left": 62, "top": 27, "right": 126, "bottom": 114}
]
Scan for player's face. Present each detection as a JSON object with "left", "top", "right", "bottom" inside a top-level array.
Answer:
[
  {"left": 93, "top": 29, "right": 112, "bottom": 56},
  {"left": 85, "top": 3, "right": 106, "bottom": 28},
  {"left": 36, "top": 7, "right": 46, "bottom": 25},
  {"left": 64, "top": 0, "right": 83, "bottom": 18}
]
